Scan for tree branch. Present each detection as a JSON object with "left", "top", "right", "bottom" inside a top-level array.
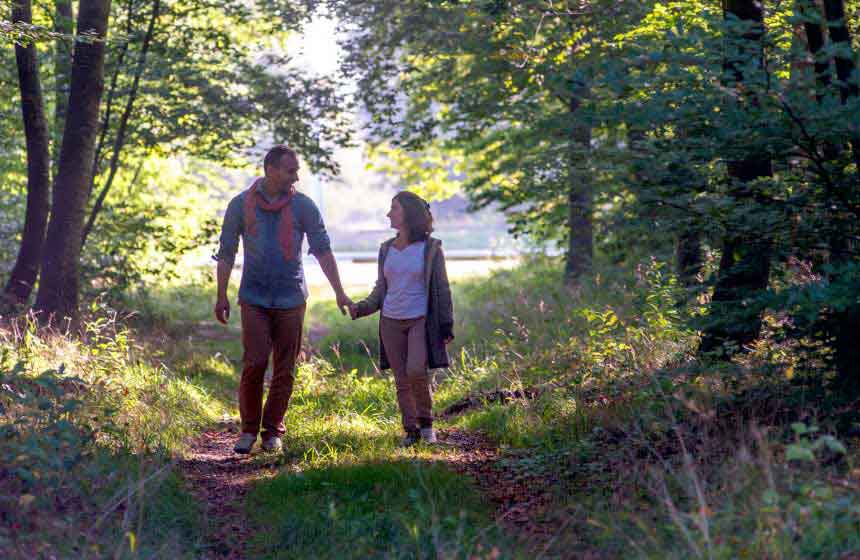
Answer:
[{"left": 82, "top": 0, "right": 160, "bottom": 248}]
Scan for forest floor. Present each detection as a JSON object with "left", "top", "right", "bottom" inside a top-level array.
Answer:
[
  {"left": 176, "top": 314, "right": 567, "bottom": 559},
  {"left": 5, "top": 259, "right": 860, "bottom": 558},
  {"left": 132, "top": 263, "right": 860, "bottom": 559},
  {"left": 180, "top": 419, "right": 570, "bottom": 559}
]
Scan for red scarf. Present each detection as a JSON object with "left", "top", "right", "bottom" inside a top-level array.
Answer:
[{"left": 243, "top": 178, "right": 296, "bottom": 262}]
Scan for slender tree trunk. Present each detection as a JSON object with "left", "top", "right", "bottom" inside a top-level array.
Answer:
[
  {"left": 676, "top": 230, "right": 703, "bottom": 287},
  {"left": 819, "top": 0, "right": 860, "bottom": 393},
  {"left": 82, "top": 0, "right": 160, "bottom": 248},
  {"left": 34, "top": 0, "right": 112, "bottom": 323},
  {"left": 565, "top": 80, "right": 593, "bottom": 284},
  {"left": 822, "top": 0, "right": 860, "bottom": 172},
  {"left": 53, "top": 0, "right": 74, "bottom": 178},
  {"left": 822, "top": 0, "right": 858, "bottom": 102},
  {"left": 90, "top": 0, "right": 134, "bottom": 199},
  {"left": 3, "top": 0, "right": 52, "bottom": 306},
  {"left": 799, "top": 1, "right": 832, "bottom": 98},
  {"left": 700, "top": 0, "right": 773, "bottom": 355}
]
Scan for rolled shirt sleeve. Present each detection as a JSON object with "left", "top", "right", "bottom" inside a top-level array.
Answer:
[
  {"left": 299, "top": 196, "right": 331, "bottom": 257},
  {"left": 214, "top": 194, "right": 243, "bottom": 267}
]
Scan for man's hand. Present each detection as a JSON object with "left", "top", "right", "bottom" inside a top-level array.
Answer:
[
  {"left": 336, "top": 291, "right": 353, "bottom": 316},
  {"left": 214, "top": 296, "right": 230, "bottom": 324}
]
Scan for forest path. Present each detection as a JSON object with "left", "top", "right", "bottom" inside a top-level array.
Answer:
[
  {"left": 174, "top": 306, "right": 564, "bottom": 557},
  {"left": 179, "top": 421, "right": 564, "bottom": 558},
  {"left": 437, "top": 427, "right": 568, "bottom": 551},
  {"left": 179, "top": 423, "right": 280, "bottom": 559}
]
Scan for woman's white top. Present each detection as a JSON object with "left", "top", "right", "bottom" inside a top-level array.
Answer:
[{"left": 382, "top": 241, "right": 427, "bottom": 320}]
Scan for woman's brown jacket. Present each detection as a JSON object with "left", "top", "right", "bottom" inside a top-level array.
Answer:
[{"left": 354, "top": 237, "right": 454, "bottom": 370}]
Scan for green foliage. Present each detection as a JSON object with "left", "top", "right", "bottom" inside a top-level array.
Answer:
[
  {"left": 0, "top": 314, "right": 220, "bottom": 556},
  {"left": 91, "top": 0, "right": 350, "bottom": 172},
  {"left": 5, "top": 252, "right": 858, "bottom": 557},
  {"left": 334, "top": 0, "right": 653, "bottom": 244},
  {"left": 366, "top": 141, "right": 468, "bottom": 201},
  {"left": 629, "top": 425, "right": 860, "bottom": 559},
  {"left": 310, "top": 256, "right": 860, "bottom": 557},
  {"left": 1, "top": 3, "right": 62, "bottom": 44},
  {"left": 332, "top": 0, "right": 860, "bottom": 372},
  {"left": 2, "top": 0, "right": 355, "bottom": 303}
]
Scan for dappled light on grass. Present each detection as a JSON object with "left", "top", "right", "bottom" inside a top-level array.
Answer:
[
  {"left": 280, "top": 359, "right": 432, "bottom": 468},
  {"left": 306, "top": 256, "right": 860, "bottom": 557},
  {"left": 5, "top": 255, "right": 860, "bottom": 558},
  {"left": 0, "top": 314, "right": 217, "bottom": 556},
  {"left": 246, "top": 460, "right": 509, "bottom": 560}
]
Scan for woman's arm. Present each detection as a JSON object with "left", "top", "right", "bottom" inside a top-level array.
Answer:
[
  {"left": 433, "top": 247, "right": 454, "bottom": 341},
  {"left": 352, "top": 244, "right": 386, "bottom": 319},
  {"left": 354, "top": 279, "right": 383, "bottom": 318}
]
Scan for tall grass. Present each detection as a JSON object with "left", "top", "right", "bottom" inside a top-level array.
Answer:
[
  {"left": 0, "top": 312, "right": 221, "bottom": 558},
  {"left": 5, "top": 253, "right": 858, "bottom": 558},
  {"left": 307, "top": 255, "right": 860, "bottom": 557}
]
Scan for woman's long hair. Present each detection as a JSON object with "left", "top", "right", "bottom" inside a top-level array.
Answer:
[{"left": 394, "top": 191, "right": 434, "bottom": 243}]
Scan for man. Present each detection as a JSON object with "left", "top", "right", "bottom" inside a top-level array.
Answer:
[{"left": 214, "top": 145, "right": 352, "bottom": 454}]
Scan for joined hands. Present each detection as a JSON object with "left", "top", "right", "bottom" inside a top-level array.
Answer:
[{"left": 336, "top": 291, "right": 354, "bottom": 317}]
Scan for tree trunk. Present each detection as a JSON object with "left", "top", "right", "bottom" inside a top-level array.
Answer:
[
  {"left": 700, "top": 0, "right": 773, "bottom": 355},
  {"left": 820, "top": 0, "right": 860, "bottom": 393},
  {"left": 89, "top": 0, "right": 134, "bottom": 199},
  {"left": 3, "top": 0, "right": 52, "bottom": 306},
  {"left": 565, "top": 81, "right": 593, "bottom": 284},
  {"left": 822, "top": 0, "right": 858, "bottom": 102},
  {"left": 82, "top": 0, "right": 161, "bottom": 248},
  {"left": 34, "top": 0, "right": 112, "bottom": 323},
  {"left": 53, "top": 0, "right": 74, "bottom": 178},
  {"left": 822, "top": 0, "right": 860, "bottom": 173},
  {"left": 799, "top": 1, "right": 832, "bottom": 98},
  {"left": 676, "top": 230, "right": 703, "bottom": 287}
]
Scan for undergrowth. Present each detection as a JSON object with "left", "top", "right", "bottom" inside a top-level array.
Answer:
[
  {"left": 310, "top": 255, "right": 860, "bottom": 558},
  {"left": 4, "top": 255, "right": 860, "bottom": 558},
  {"left": 0, "top": 312, "right": 222, "bottom": 558}
]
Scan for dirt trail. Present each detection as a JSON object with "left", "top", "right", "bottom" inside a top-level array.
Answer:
[
  {"left": 179, "top": 424, "right": 280, "bottom": 559},
  {"left": 180, "top": 425, "right": 563, "bottom": 557},
  {"left": 436, "top": 428, "right": 564, "bottom": 548}
]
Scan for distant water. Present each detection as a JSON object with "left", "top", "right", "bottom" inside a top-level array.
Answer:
[{"left": 302, "top": 251, "right": 519, "bottom": 289}]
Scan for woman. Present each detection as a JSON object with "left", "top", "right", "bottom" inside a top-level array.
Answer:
[{"left": 349, "top": 191, "right": 454, "bottom": 446}]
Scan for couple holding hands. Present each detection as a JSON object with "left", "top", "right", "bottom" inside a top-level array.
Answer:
[{"left": 214, "top": 145, "right": 454, "bottom": 455}]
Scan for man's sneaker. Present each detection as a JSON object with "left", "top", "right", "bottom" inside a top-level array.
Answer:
[
  {"left": 233, "top": 432, "right": 256, "bottom": 454},
  {"left": 420, "top": 427, "right": 437, "bottom": 443},
  {"left": 261, "top": 436, "right": 283, "bottom": 452},
  {"left": 398, "top": 430, "right": 421, "bottom": 448}
]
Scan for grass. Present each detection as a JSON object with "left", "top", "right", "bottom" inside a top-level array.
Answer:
[
  {"left": 0, "top": 314, "right": 216, "bottom": 558},
  {"left": 247, "top": 461, "right": 507, "bottom": 559},
  {"left": 302, "top": 255, "right": 860, "bottom": 558},
  {"left": 4, "top": 255, "right": 860, "bottom": 558}
]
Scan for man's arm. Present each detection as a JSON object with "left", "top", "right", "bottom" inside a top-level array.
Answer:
[
  {"left": 316, "top": 250, "right": 352, "bottom": 314},
  {"left": 215, "top": 259, "right": 232, "bottom": 324},
  {"left": 299, "top": 195, "right": 351, "bottom": 314},
  {"left": 214, "top": 196, "right": 241, "bottom": 324}
]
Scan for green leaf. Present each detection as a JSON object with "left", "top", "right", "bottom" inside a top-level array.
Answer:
[
  {"left": 820, "top": 436, "right": 847, "bottom": 455},
  {"left": 785, "top": 444, "right": 815, "bottom": 462}
]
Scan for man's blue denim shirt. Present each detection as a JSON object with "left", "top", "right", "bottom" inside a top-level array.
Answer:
[{"left": 215, "top": 189, "right": 331, "bottom": 310}]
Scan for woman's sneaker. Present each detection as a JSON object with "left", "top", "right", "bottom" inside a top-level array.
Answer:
[
  {"left": 233, "top": 432, "right": 257, "bottom": 454},
  {"left": 420, "top": 427, "right": 437, "bottom": 443},
  {"left": 399, "top": 430, "right": 421, "bottom": 447}
]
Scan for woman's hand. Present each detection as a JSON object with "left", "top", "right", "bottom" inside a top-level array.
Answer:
[{"left": 443, "top": 335, "right": 454, "bottom": 345}]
